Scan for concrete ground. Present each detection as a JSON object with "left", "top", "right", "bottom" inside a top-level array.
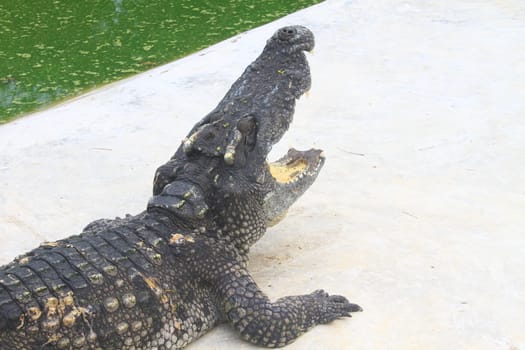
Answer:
[{"left": 1, "top": 0, "right": 524, "bottom": 349}]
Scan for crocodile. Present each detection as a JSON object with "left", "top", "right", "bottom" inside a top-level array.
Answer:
[{"left": 0, "top": 25, "right": 362, "bottom": 349}]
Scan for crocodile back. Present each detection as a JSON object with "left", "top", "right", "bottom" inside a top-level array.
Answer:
[{"left": 0, "top": 212, "right": 218, "bottom": 349}]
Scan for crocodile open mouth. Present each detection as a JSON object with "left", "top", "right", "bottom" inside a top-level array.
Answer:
[
  {"left": 264, "top": 148, "right": 325, "bottom": 227},
  {"left": 268, "top": 148, "right": 325, "bottom": 185},
  {"left": 269, "top": 158, "right": 308, "bottom": 183}
]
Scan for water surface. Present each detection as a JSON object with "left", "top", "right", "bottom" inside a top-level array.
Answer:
[{"left": 0, "top": 0, "right": 321, "bottom": 123}]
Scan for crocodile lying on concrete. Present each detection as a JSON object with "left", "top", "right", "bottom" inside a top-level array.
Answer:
[{"left": 0, "top": 26, "right": 361, "bottom": 349}]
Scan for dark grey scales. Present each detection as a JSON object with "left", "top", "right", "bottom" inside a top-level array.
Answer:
[{"left": 0, "top": 26, "right": 362, "bottom": 349}]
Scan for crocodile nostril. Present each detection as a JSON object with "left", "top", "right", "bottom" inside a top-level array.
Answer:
[{"left": 278, "top": 27, "right": 297, "bottom": 40}]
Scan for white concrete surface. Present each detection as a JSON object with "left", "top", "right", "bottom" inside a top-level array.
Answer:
[{"left": 1, "top": 0, "right": 525, "bottom": 349}]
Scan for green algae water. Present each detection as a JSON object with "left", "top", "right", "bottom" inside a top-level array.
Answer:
[{"left": 0, "top": 0, "right": 321, "bottom": 124}]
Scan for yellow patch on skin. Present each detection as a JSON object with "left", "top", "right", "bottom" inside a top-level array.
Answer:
[
  {"left": 62, "top": 293, "right": 75, "bottom": 307},
  {"left": 140, "top": 275, "right": 179, "bottom": 311},
  {"left": 169, "top": 233, "right": 184, "bottom": 244},
  {"left": 268, "top": 159, "right": 308, "bottom": 183},
  {"left": 141, "top": 274, "right": 170, "bottom": 304},
  {"left": 38, "top": 292, "right": 89, "bottom": 330},
  {"left": 62, "top": 309, "right": 81, "bottom": 328},
  {"left": 43, "top": 335, "right": 61, "bottom": 347},
  {"left": 16, "top": 314, "right": 25, "bottom": 329},
  {"left": 77, "top": 306, "right": 93, "bottom": 323},
  {"left": 45, "top": 297, "right": 59, "bottom": 317},
  {"left": 160, "top": 294, "right": 169, "bottom": 304},
  {"left": 169, "top": 233, "right": 195, "bottom": 245},
  {"left": 143, "top": 276, "right": 160, "bottom": 292},
  {"left": 27, "top": 306, "right": 42, "bottom": 321}
]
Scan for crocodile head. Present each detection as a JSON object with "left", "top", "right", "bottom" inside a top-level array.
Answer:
[
  {"left": 181, "top": 25, "right": 315, "bottom": 161},
  {"left": 150, "top": 26, "right": 324, "bottom": 244}
]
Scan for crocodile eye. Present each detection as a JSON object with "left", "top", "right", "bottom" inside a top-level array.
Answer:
[
  {"left": 237, "top": 116, "right": 257, "bottom": 151},
  {"left": 278, "top": 27, "right": 297, "bottom": 41},
  {"left": 237, "top": 116, "right": 256, "bottom": 135}
]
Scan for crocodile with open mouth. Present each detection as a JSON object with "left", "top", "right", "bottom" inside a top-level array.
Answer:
[{"left": 0, "top": 25, "right": 361, "bottom": 349}]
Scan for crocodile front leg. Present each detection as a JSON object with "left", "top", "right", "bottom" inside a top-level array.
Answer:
[
  {"left": 219, "top": 265, "right": 360, "bottom": 347},
  {"left": 191, "top": 237, "right": 362, "bottom": 348}
]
